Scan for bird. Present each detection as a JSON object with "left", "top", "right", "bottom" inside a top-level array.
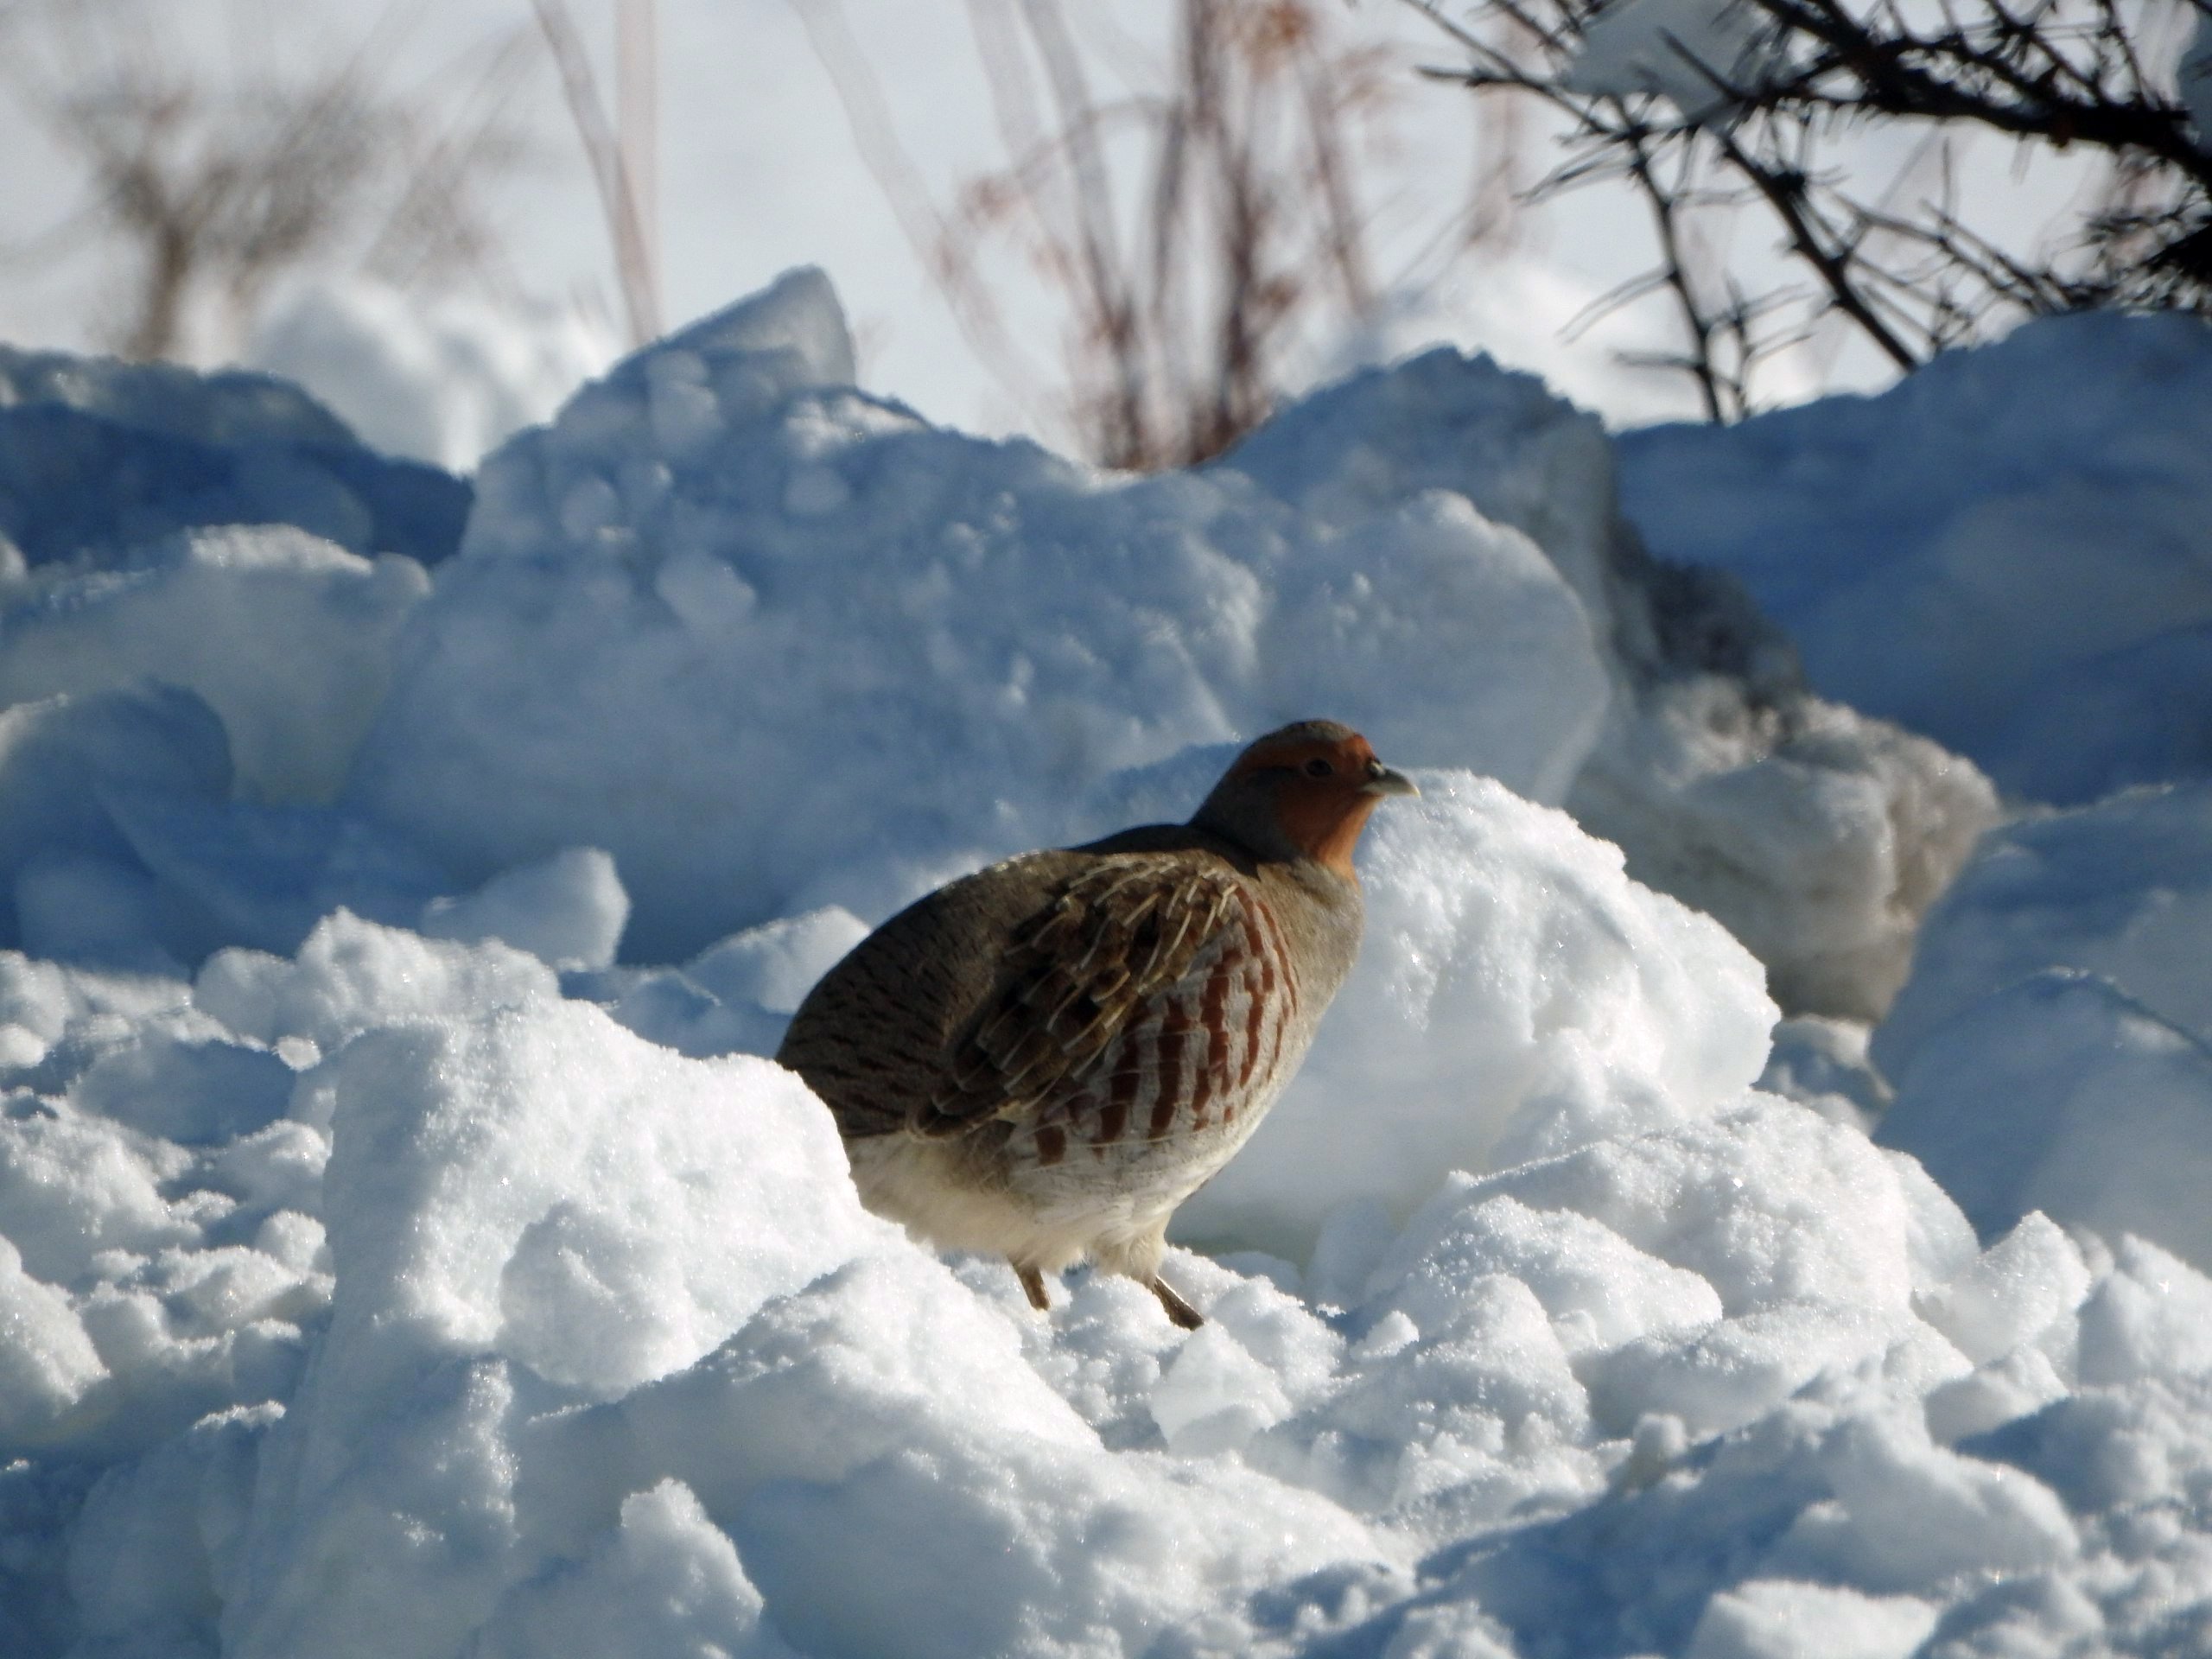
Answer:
[{"left": 775, "top": 720, "right": 1416, "bottom": 1329}]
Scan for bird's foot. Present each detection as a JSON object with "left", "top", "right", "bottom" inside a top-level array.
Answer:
[
  {"left": 1150, "top": 1275, "right": 1205, "bottom": 1330},
  {"left": 1016, "top": 1264, "right": 1052, "bottom": 1313}
]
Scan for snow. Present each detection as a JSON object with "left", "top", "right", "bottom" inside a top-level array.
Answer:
[
  {"left": 0, "top": 343, "right": 471, "bottom": 573},
  {"left": 0, "top": 525, "right": 429, "bottom": 803},
  {"left": 1565, "top": 0, "right": 1770, "bottom": 117},
  {"left": 1878, "top": 971, "right": 2212, "bottom": 1270},
  {"left": 1861, "top": 784, "right": 2212, "bottom": 1271},
  {"left": 345, "top": 271, "right": 1617, "bottom": 962},
  {"left": 1617, "top": 311, "right": 2212, "bottom": 806},
  {"left": 1878, "top": 782, "right": 2212, "bottom": 1071},
  {"left": 245, "top": 282, "right": 619, "bottom": 474},
  {"left": 1179, "top": 773, "right": 1777, "bottom": 1257},
  {"left": 1568, "top": 679, "right": 1999, "bottom": 1020},
  {"left": 3, "top": 270, "right": 2212, "bottom": 1656}
]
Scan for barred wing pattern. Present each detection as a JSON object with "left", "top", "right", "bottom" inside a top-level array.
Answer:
[{"left": 920, "top": 855, "right": 1303, "bottom": 1169}]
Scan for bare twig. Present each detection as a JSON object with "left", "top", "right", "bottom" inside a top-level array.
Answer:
[
  {"left": 810, "top": 0, "right": 1427, "bottom": 469},
  {"left": 532, "top": 0, "right": 661, "bottom": 346},
  {"left": 1402, "top": 0, "right": 2212, "bottom": 417}
]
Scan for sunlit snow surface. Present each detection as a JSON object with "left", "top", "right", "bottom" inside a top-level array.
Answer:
[
  {"left": 1618, "top": 312, "right": 2212, "bottom": 806},
  {"left": 3, "top": 275, "right": 2212, "bottom": 1657}
]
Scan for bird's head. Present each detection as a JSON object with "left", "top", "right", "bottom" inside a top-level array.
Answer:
[{"left": 1192, "top": 720, "right": 1418, "bottom": 879}]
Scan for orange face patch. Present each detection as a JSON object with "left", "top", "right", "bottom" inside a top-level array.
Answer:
[{"left": 1234, "top": 733, "right": 1387, "bottom": 878}]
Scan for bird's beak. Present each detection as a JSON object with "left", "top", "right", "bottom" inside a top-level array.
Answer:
[{"left": 1362, "top": 762, "right": 1419, "bottom": 798}]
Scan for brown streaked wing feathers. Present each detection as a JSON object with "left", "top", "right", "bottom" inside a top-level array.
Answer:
[
  {"left": 918, "top": 857, "right": 1242, "bottom": 1135},
  {"left": 776, "top": 851, "right": 1092, "bottom": 1141}
]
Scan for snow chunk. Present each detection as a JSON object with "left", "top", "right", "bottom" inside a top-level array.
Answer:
[
  {"left": 1468, "top": 1100, "right": 1924, "bottom": 1389},
  {"left": 419, "top": 846, "right": 629, "bottom": 970},
  {"left": 1369, "top": 1187, "right": 1722, "bottom": 1362},
  {"left": 631, "top": 265, "right": 856, "bottom": 392},
  {"left": 0, "top": 344, "right": 469, "bottom": 569},
  {"left": 1970, "top": 1369, "right": 2212, "bottom": 1524},
  {"left": 683, "top": 906, "right": 869, "bottom": 1016},
  {"left": 1217, "top": 344, "right": 1624, "bottom": 702},
  {"left": 194, "top": 910, "right": 556, "bottom": 1058},
  {"left": 1618, "top": 312, "right": 2212, "bottom": 804},
  {"left": 1876, "top": 971, "right": 2212, "bottom": 1271},
  {"left": 1151, "top": 1321, "right": 1295, "bottom": 1453},
  {"left": 219, "top": 984, "right": 893, "bottom": 1659},
  {"left": 315, "top": 998, "right": 867, "bottom": 1400},
  {"left": 0, "top": 525, "right": 428, "bottom": 802},
  {"left": 1776, "top": 1408, "right": 2078, "bottom": 1589},
  {"left": 0, "top": 684, "right": 230, "bottom": 964},
  {"left": 0, "top": 1235, "right": 106, "bottom": 1446},
  {"left": 0, "top": 1107, "right": 194, "bottom": 1285},
  {"left": 471, "top": 1479, "right": 796, "bottom": 1659},
  {"left": 1686, "top": 1579, "right": 1939, "bottom": 1659},
  {"left": 2073, "top": 1236, "right": 2212, "bottom": 1387},
  {"left": 1915, "top": 1213, "right": 2093, "bottom": 1370},
  {"left": 599, "top": 1252, "right": 1382, "bottom": 1659},
  {"left": 1572, "top": 683, "right": 1998, "bottom": 1020},
  {"left": 0, "top": 950, "right": 191, "bottom": 1058},
  {"left": 1878, "top": 780, "right": 2212, "bottom": 1076},
  {"left": 1179, "top": 773, "right": 1777, "bottom": 1255}
]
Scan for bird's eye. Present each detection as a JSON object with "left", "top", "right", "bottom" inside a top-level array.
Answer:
[{"left": 1303, "top": 757, "right": 1334, "bottom": 778}]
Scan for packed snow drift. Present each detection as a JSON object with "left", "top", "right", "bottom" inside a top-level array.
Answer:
[
  {"left": 3, "top": 270, "right": 2211, "bottom": 1657},
  {"left": 1618, "top": 312, "right": 2212, "bottom": 807}
]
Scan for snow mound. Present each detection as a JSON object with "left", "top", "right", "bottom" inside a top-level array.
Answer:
[
  {"left": 0, "top": 343, "right": 470, "bottom": 571},
  {"left": 1226, "top": 309, "right": 1999, "bottom": 1024},
  {"left": 0, "top": 525, "right": 429, "bottom": 803},
  {"left": 1868, "top": 782, "right": 2212, "bottom": 1273},
  {"left": 1877, "top": 971, "right": 2212, "bottom": 1269},
  {"left": 1878, "top": 781, "right": 2212, "bottom": 1072},
  {"left": 1178, "top": 770, "right": 1777, "bottom": 1255},
  {"left": 347, "top": 270, "right": 1614, "bottom": 960},
  {"left": 1571, "top": 678, "right": 1998, "bottom": 1020},
  {"left": 11, "top": 909, "right": 2212, "bottom": 1658},
  {"left": 4, "top": 267, "right": 2212, "bottom": 1658},
  {"left": 1618, "top": 311, "right": 2212, "bottom": 804},
  {"left": 331, "top": 266, "right": 1979, "bottom": 1024},
  {"left": 0, "top": 266, "right": 1983, "bottom": 1025}
]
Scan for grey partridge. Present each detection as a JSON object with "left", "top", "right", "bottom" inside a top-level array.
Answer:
[{"left": 775, "top": 720, "right": 1416, "bottom": 1328}]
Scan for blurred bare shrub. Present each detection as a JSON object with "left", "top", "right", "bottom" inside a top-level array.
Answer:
[
  {"left": 1405, "top": 0, "right": 2212, "bottom": 420},
  {"left": 1, "top": 0, "right": 533, "bottom": 362},
  {"left": 805, "top": 0, "right": 1430, "bottom": 469}
]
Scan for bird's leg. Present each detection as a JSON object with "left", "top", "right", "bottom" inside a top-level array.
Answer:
[
  {"left": 1149, "top": 1275, "right": 1205, "bottom": 1330},
  {"left": 1015, "top": 1263, "right": 1052, "bottom": 1313}
]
